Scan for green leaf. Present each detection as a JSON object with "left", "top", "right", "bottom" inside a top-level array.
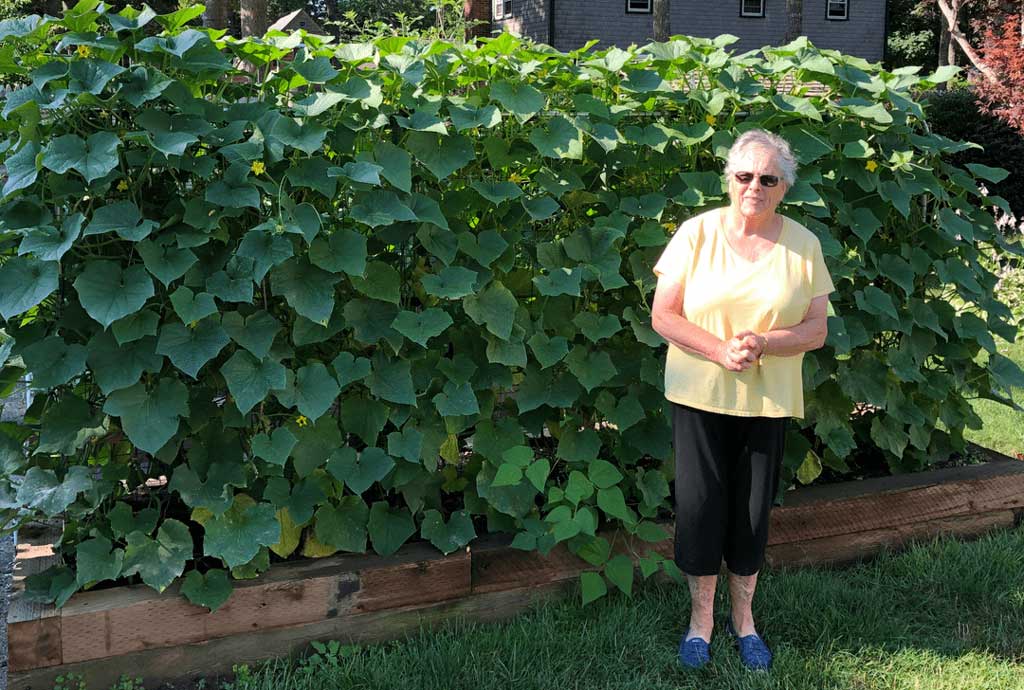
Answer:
[
  {"left": 84, "top": 201, "right": 157, "bottom": 241},
  {"left": 877, "top": 254, "right": 915, "bottom": 296},
  {"left": 2, "top": 141, "right": 40, "bottom": 197},
  {"left": 522, "top": 195, "right": 560, "bottom": 221},
  {"left": 565, "top": 346, "right": 617, "bottom": 392},
  {"left": 251, "top": 427, "right": 297, "bottom": 466},
  {"left": 222, "top": 310, "right": 281, "bottom": 359},
  {"left": 533, "top": 268, "right": 582, "bottom": 297},
  {"left": 597, "top": 486, "right": 632, "bottom": 522},
  {"left": 23, "top": 336, "right": 87, "bottom": 388},
  {"left": 103, "top": 379, "right": 189, "bottom": 453},
  {"left": 292, "top": 362, "right": 340, "bottom": 421},
  {"left": 76, "top": 537, "right": 123, "bottom": 587},
  {"left": 221, "top": 350, "right": 287, "bottom": 414},
  {"left": 529, "top": 116, "right": 583, "bottom": 159},
  {"left": 796, "top": 450, "right": 823, "bottom": 484},
  {"left": 74, "top": 261, "right": 155, "bottom": 328},
  {"left": 368, "top": 501, "right": 415, "bottom": 556},
  {"left": 421, "top": 266, "right": 478, "bottom": 299},
  {"left": 366, "top": 357, "right": 417, "bottom": 405},
  {"left": 392, "top": 308, "right": 453, "bottom": 347},
  {"left": 156, "top": 318, "right": 230, "bottom": 379},
  {"left": 471, "top": 181, "right": 523, "bottom": 205},
  {"left": 309, "top": 228, "right": 367, "bottom": 277},
  {"left": 41, "top": 131, "right": 120, "bottom": 182},
  {"left": 122, "top": 519, "right": 193, "bottom": 592},
  {"left": 449, "top": 103, "right": 501, "bottom": 131},
  {"left": 965, "top": 163, "right": 1009, "bottom": 183},
  {"left": 373, "top": 141, "right": 412, "bottom": 192},
  {"left": 406, "top": 131, "right": 475, "bottom": 180},
  {"left": 331, "top": 352, "right": 372, "bottom": 390},
  {"left": 870, "top": 415, "right": 908, "bottom": 457},
  {"left": 169, "top": 287, "right": 217, "bottom": 324},
  {"left": 18, "top": 214, "right": 81, "bottom": 261},
  {"left": 112, "top": 310, "right": 159, "bottom": 345},
  {"left": 580, "top": 571, "right": 607, "bottom": 605},
  {"left": 68, "top": 58, "right": 125, "bottom": 95},
  {"left": 433, "top": 381, "right": 479, "bottom": 417},
  {"left": 396, "top": 110, "right": 447, "bottom": 134},
  {"left": 271, "top": 257, "right": 340, "bottom": 325},
  {"left": 420, "top": 509, "right": 475, "bottom": 554},
  {"left": 989, "top": 353, "right": 1024, "bottom": 392},
  {"left": 87, "top": 331, "right": 162, "bottom": 395},
  {"left": 109, "top": 503, "right": 158, "bottom": 539},
  {"left": 180, "top": 569, "right": 233, "bottom": 612},
  {"left": 524, "top": 459, "right": 550, "bottom": 492},
  {"left": 855, "top": 286, "right": 899, "bottom": 322},
  {"left": 350, "top": 190, "right": 416, "bottom": 228},
  {"left": 573, "top": 313, "right": 622, "bottom": 343},
  {"left": 0, "top": 256, "right": 57, "bottom": 319},
  {"left": 351, "top": 260, "right": 401, "bottom": 304},
  {"left": 327, "top": 446, "right": 395, "bottom": 495},
  {"left": 566, "top": 471, "right": 595, "bottom": 505},
  {"left": 313, "top": 497, "right": 369, "bottom": 553},
  {"left": 604, "top": 554, "right": 634, "bottom": 596},
  {"left": 463, "top": 281, "right": 517, "bottom": 340},
  {"left": 491, "top": 81, "right": 545, "bottom": 123},
  {"left": 237, "top": 229, "right": 294, "bottom": 282},
  {"left": 491, "top": 463, "right": 523, "bottom": 487},
  {"left": 16, "top": 466, "right": 92, "bottom": 516},
  {"left": 588, "top": 459, "right": 623, "bottom": 489},
  {"left": 170, "top": 461, "right": 247, "bottom": 515},
  {"left": 203, "top": 497, "right": 281, "bottom": 569},
  {"left": 527, "top": 332, "right": 569, "bottom": 369}
]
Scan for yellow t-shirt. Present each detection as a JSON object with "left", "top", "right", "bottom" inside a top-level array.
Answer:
[{"left": 652, "top": 208, "right": 835, "bottom": 418}]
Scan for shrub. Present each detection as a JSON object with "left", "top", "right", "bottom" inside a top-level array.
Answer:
[{"left": 0, "top": 3, "right": 1020, "bottom": 607}]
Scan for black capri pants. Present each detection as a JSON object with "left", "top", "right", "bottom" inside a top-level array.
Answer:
[{"left": 672, "top": 402, "right": 787, "bottom": 577}]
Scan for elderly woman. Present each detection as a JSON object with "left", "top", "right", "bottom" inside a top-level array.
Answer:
[{"left": 651, "top": 129, "right": 834, "bottom": 671}]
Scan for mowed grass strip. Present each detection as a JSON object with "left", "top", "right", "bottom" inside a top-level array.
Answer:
[{"left": 217, "top": 526, "right": 1024, "bottom": 690}]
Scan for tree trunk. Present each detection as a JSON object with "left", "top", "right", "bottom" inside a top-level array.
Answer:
[
  {"left": 936, "top": 0, "right": 999, "bottom": 81},
  {"left": 203, "top": 0, "right": 230, "bottom": 30},
  {"left": 785, "top": 0, "right": 803, "bottom": 42},
  {"left": 240, "top": 0, "right": 268, "bottom": 37},
  {"left": 938, "top": 9, "right": 951, "bottom": 67},
  {"left": 653, "top": 0, "right": 670, "bottom": 42}
]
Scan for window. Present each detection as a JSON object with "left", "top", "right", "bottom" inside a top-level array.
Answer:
[
  {"left": 740, "top": 0, "right": 765, "bottom": 17},
  {"left": 626, "top": 0, "right": 652, "bottom": 13},
  {"left": 494, "top": 0, "right": 513, "bottom": 18},
  {"left": 826, "top": 0, "right": 849, "bottom": 20}
]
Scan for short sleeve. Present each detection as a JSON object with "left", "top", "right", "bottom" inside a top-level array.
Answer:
[
  {"left": 809, "top": 238, "right": 835, "bottom": 298},
  {"left": 653, "top": 220, "right": 695, "bottom": 283}
]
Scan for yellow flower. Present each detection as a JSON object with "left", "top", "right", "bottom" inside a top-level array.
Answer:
[
  {"left": 250, "top": 160, "right": 266, "bottom": 176},
  {"left": 296, "top": 415, "right": 310, "bottom": 427},
  {"left": 705, "top": 114, "right": 716, "bottom": 126},
  {"left": 116, "top": 179, "right": 129, "bottom": 192},
  {"left": 865, "top": 160, "right": 878, "bottom": 173},
  {"left": 76, "top": 45, "right": 92, "bottom": 59}
]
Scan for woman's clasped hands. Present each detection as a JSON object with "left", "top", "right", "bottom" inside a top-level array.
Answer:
[{"left": 715, "top": 330, "right": 766, "bottom": 372}]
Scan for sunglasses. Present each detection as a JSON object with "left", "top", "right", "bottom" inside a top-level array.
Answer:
[{"left": 733, "top": 172, "right": 781, "bottom": 187}]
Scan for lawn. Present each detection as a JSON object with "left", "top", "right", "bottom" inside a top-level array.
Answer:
[
  {"left": 201, "top": 527, "right": 1024, "bottom": 690},
  {"left": 967, "top": 335, "right": 1024, "bottom": 458}
]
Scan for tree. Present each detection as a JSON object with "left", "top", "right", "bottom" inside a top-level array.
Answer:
[
  {"left": 974, "top": 14, "right": 1024, "bottom": 132},
  {"left": 652, "top": 0, "right": 669, "bottom": 42},
  {"left": 204, "top": 0, "right": 232, "bottom": 30},
  {"left": 240, "top": 0, "right": 268, "bottom": 36},
  {"left": 936, "top": 0, "right": 998, "bottom": 80}
]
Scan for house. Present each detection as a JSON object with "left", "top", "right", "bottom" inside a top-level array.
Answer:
[
  {"left": 268, "top": 8, "right": 325, "bottom": 35},
  {"left": 465, "top": 0, "right": 888, "bottom": 62}
]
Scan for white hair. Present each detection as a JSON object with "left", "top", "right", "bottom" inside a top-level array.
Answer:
[{"left": 724, "top": 129, "right": 798, "bottom": 186}]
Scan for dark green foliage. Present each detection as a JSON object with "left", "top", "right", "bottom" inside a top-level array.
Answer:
[
  {"left": 926, "top": 87, "right": 1024, "bottom": 219},
  {"left": 0, "top": 2, "right": 1019, "bottom": 607}
]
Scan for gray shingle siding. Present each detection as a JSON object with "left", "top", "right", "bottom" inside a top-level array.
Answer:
[
  {"left": 496, "top": 0, "right": 886, "bottom": 62},
  {"left": 493, "top": 0, "right": 550, "bottom": 45},
  {"left": 801, "top": 2, "right": 886, "bottom": 62}
]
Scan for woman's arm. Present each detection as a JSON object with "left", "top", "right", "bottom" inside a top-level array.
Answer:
[
  {"left": 743, "top": 295, "right": 830, "bottom": 358},
  {"left": 651, "top": 275, "right": 757, "bottom": 372}
]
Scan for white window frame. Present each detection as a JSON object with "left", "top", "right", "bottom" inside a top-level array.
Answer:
[
  {"left": 626, "top": 0, "right": 653, "bottom": 13},
  {"left": 826, "top": 0, "right": 849, "bottom": 20},
  {"left": 740, "top": 0, "right": 765, "bottom": 18},
  {"left": 495, "top": 0, "right": 513, "bottom": 19}
]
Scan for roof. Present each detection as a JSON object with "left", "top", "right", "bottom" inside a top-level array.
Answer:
[{"left": 268, "top": 8, "right": 323, "bottom": 34}]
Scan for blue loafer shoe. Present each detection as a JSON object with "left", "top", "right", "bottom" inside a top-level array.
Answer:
[
  {"left": 678, "top": 631, "right": 711, "bottom": 669},
  {"left": 725, "top": 616, "right": 773, "bottom": 671}
]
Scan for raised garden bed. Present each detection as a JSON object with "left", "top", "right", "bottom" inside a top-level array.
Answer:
[{"left": 7, "top": 446, "right": 1024, "bottom": 690}]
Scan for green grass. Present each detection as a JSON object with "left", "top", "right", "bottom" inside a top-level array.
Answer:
[
  {"left": 209, "top": 527, "right": 1024, "bottom": 690},
  {"left": 967, "top": 336, "right": 1024, "bottom": 458}
]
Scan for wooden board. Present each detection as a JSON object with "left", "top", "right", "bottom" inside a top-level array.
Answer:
[
  {"left": 8, "top": 522, "right": 62, "bottom": 672},
  {"left": 769, "top": 461, "right": 1024, "bottom": 546},
  {"left": 10, "top": 580, "right": 574, "bottom": 690},
  {"left": 766, "top": 509, "right": 1016, "bottom": 568},
  {"left": 54, "top": 544, "right": 471, "bottom": 664}
]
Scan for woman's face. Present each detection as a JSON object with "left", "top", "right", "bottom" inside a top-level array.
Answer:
[{"left": 728, "top": 146, "right": 789, "bottom": 219}]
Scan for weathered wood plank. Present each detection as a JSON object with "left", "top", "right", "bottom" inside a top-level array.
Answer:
[
  {"left": 769, "top": 466, "right": 1024, "bottom": 545},
  {"left": 10, "top": 580, "right": 574, "bottom": 690},
  {"left": 57, "top": 543, "right": 472, "bottom": 664},
  {"left": 8, "top": 521, "right": 63, "bottom": 672},
  {"left": 767, "top": 510, "right": 1016, "bottom": 568}
]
